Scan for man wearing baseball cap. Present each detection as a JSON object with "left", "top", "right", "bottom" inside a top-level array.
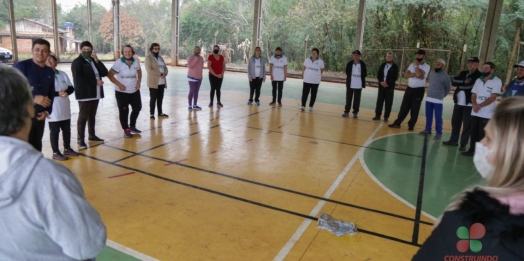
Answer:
[
  {"left": 342, "top": 50, "right": 367, "bottom": 118},
  {"left": 502, "top": 60, "right": 524, "bottom": 98},
  {"left": 442, "top": 57, "right": 482, "bottom": 151},
  {"left": 389, "top": 49, "right": 431, "bottom": 130}
]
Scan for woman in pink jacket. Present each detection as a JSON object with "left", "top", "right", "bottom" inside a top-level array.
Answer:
[{"left": 187, "top": 46, "right": 204, "bottom": 111}]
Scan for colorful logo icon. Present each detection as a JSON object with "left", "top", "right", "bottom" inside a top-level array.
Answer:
[{"left": 456, "top": 223, "right": 486, "bottom": 253}]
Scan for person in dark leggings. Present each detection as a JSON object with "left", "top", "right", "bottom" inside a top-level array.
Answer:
[
  {"left": 269, "top": 47, "right": 288, "bottom": 107},
  {"left": 145, "top": 43, "right": 169, "bottom": 119},
  {"left": 108, "top": 45, "right": 143, "bottom": 138},
  {"left": 208, "top": 45, "right": 226, "bottom": 108},
  {"left": 45, "top": 54, "right": 79, "bottom": 161},
  {"left": 301, "top": 48, "right": 325, "bottom": 111},
  {"left": 247, "top": 47, "right": 266, "bottom": 105}
]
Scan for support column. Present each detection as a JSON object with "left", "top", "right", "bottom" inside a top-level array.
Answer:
[
  {"left": 87, "top": 0, "right": 93, "bottom": 42},
  {"left": 51, "top": 0, "right": 60, "bottom": 59},
  {"left": 113, "top": 0, "right": 121, "bottom": 60},
  {"left": 251, "top": 0, "right": 262, "bottom": 52},
  {"left": 478, "top": 0, "right": 503, "bottom": 63},
  {"left": 171, "top": 0, "right": 179, "bottom": 66},
  {"left": 8, "top": 0, "right": 18, "bottom": 63},
  {"left": 354, "top": 0, "right": 366, "bottom": 51}
]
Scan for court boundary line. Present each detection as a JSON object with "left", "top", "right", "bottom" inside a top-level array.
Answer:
[
  {"left": 106, "top": 239, "right": 160, "bottom": 261},
  {"left": 272, "top": 122, "right": 384, "bottom": 261}
]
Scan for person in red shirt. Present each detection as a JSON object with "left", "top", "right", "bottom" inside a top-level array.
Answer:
[{"left": 208, "top": 45, "right": 226, "bottom": 108}]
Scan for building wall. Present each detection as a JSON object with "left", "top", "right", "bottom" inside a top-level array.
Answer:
[{"left": 0, "top": 37, "right": 62, "bottom": 54}]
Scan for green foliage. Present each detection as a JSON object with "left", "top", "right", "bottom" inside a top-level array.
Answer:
[{"left": 60, "top": 3, "right": 109, "bottom": 52}]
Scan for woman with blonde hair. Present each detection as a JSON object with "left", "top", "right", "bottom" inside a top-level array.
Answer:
[{"left": 413, "top": 96, "right": 524, "bottom": 260}]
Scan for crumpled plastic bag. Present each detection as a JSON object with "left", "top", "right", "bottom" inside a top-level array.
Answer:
[{"left": 317, "top": 213, "right": 358, "bottom": 236}]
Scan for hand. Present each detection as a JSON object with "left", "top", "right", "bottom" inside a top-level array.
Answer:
[
  {"left": 413, "top": 59, "right": 420, "bottom": 66},
  {"left": 37, "top": 111, "right": 48, "bottom": 121},
  {"left": 465, "top": 78, "right": 471, "bottom": 84},
  {"left": 271, "top": 76, "right": 274, "bottom": 82},
  {"left": 380, "top": 81, "right": 388, "bottom": 87},
  {"left": 284, "top": 76, "right": 287, "bottom": 82},
  {"left": 263, "top": 78, "right": 265, "bottom": 83},
  {"left": 92, "top": 51, "right": 98, "bottom": 62},
  {"left": 249, "top": 77, "right": 252, "bottom": 82},
  {"left": 34, "top": 95, "right": 52, "bottom": 108},
  {"left": 97, "top": 79, "right": 104, "bottom": 86},
  {"left": 59, "top": 90, "right": 68, "bottom": 97},
  {"left": 136, "top": 83, "right": 141, "bottom": 90},
  {"left": 118, "top": 84, "right": 126, "bottom": 91},
  {"left": 473, "top": 104, "right": 481, "bottom": 113},
  {"left": 218, "top": 74, "right": 223, "bottom": 79}
]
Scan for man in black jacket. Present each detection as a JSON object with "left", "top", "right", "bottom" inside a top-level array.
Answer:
[
  {"left": 373, "top": 52, "right": 399, "bottom": 122},
  {"left": 442, "top": 57, "right": 481, "bottom": 151},
  {"left": 71, "top": 41, "right": 109, "bottom": 149},
  {"left": 342, "top": 50, "right": 367, "bottom": 118}
]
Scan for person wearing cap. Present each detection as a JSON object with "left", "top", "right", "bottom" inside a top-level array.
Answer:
[
  {"left": 71, "top": 41, "right": 108, "bottom": 149},
  {"left": 462, "top": 62, "right": 502, "bottom": 157},
  {"left": 419, "top": 59, "right": 451, "bottom": 140},
  {"left": 269, "top": 47, "right": 288, "bottom": 107},
  {"left": 373, "top": 52, "right": 399, "bottom": 122},
  {"left": 389, "top": 49, "right": 431, "bottom": 130},
  {"left": 342, "top": 50, "right": 367, "bottom": 118},
  {"left": 502, "top": 60, "right": 524, "bottom": 98},
  {"left": 442, "top": 57, "right": 481, "bottom": 151}
]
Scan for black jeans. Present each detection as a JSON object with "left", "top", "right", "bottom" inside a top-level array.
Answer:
[
  {"left": 249, "top": 77, "right": 263, "bottom": 102},
  {"left": 49, "top": 119, "right": 71, "bottom": 153},
  {"left": 344, "top": 88, "right": 362, "bottom": 114},
  {"left": 449, "top": 105, "right": 473, "bottom": 146},
  {"left": 393, "top": 87, "right": 425, "bottom": 127},
  {"left": 149, "top": 85, "right": 165, "bottom": 115},
  {"left": 271, "top": 81, "right": 284, "bottom": 103},
  {"left": 468, "top": 116, "right": 489, "bottom": 153},
  {"left": 29, "top": 117, "right": 46, "bottom": 152},
  {"left": 209, "top": 74, "right": 223, "bottom": 103},
  {"left": 375, "top": 85, "right": 395, "bottom": 119},
  {"left": 77, "top": 100, "right": 99, "bottom": 140},
  {"left": 115, "top": 90, "right": 142, "bottom": 130},
  {"left": 301, "top": 82, "right": 320, "bottom": 107}
]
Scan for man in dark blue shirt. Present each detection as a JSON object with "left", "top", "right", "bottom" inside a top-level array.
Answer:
[{"left": 13, "top": 38, "right": 55, "bottom": 152}]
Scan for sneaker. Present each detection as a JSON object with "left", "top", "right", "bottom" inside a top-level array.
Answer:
[
  {"left": 278, "top": 103, "right": 282, "bottom": 107},
  {"left": 372, "top": 117, "right": 381, "bottom": 121},
  {"left": 217, "top": 102, "right": 223, "bottom": 108},
  {"left": 158, "top": 113, "right": 168, "bottom": 117},
  {"left": 388, "top": 124, "right": 400, "bottom": 128},
  {"left": 150, "top": 114, "right": 155, "bottom": 119},
  {"left": 77, "top": 140, "right": 88, "bottom": 149},
  {"left": 188, "top": 106, "right": 193, "bottom": 111},
  {"left": 129, "top": 127, "right": 142, "bottom": 134},
  {"left": 88, "top": 136, "right": 104, "bottom": 142},
  {"left": 459, "top": 145, "right": 467, "bottom": 151},
  {"left": 434, "top": 135, "right": 442, "bottom": 140},
  {"left": 256, "top": 101, "right": 260, "bottom": 106},
  {"left": 193, "top": 105, "right": 202, "bottom": 110},
  {"left": 408, "top": 126, "right": 414, "bottom": 131},
  {"left": 442, "top": 141, "right": 458, "bottom": 146},
  {"left": 309, "top": 106, "right": 313, "bottom": 111},
  {"left": 64, "top": 148, "right": 79, "bottom": 156},
  {"left": 383, "top": 118, "right": 388, "bottom": 122},
  {"left": 124, "top": 128, "right": 133, "bottom": 138},
  {"left": 300, "top": 106, "right": 305, "bottom": 111},
  {"left": 342, "top": 112, "right": 349, "bottom": 117},
  {"left": 419, "top": 130, "right": 432, "bottom": 135},
  {"left": 462, "top": 151, "right": 474, "bottom": 156},
  {"left": 353, "top": 113, "right": 358, "bottom": 118},
  {"left": 52, "top": 152, "right": 68, "bottom": 161},
  {"left": 247, "top": 100, "right": 253, "bottom": 105},
  {"left": 269, "top": 101, "right": 276, "bottom": 106},
  {"left": 208, "top": 102, "right": 213, "bottom": 107}
]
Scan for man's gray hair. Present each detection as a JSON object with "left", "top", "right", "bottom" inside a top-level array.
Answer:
[
  {"left": 386, "top": 52, "right": 395, "bottom": 58},
  {"left": 0, "top": 65, "right": 33, "bottom": 136}
]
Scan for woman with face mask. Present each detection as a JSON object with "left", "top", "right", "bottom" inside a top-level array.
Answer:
[
  {"left": 413, "top": 96, "right": 524, "bottom": 260},
  {"left": 247, "top": 47, "right": 266, "bottom": 106},
  {"left": 145, "top": 43, "right": 169, "bottom": 119},
  {"left": 108, "top": 45, "right": 143, "bottom": 138},
  {"left": 207, "top": 45, "right": 226, "bottom": 108},
  {"left": 187, "top": 46, "right": 204, "bottom": 110}
]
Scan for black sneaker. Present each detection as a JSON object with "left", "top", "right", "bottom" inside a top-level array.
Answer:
[
  {"left": 77, "top": 140, "right": 88, "bottom": 149},
  {"left": 158, "top": 113, "right": 168, "bottom": 117},
  {"left": 129, "top": 127, "right": 142, "bottom": 134},
  {"left": 88, "top": 136, "right": 104, "bottom": 142},
  {"left": 269, "top": 101, "right": 276, "bottom": 106},
  {"left": 388, "top": 124, "right": 400, "bottom": 128},
  {"left": 442, "top": 141, "right": 458, "bottom": 146},
  {"left": 208, "top": 103, "right": 213, "bottom": 107},
  {"left": 150, "top": 114, "right": 155, "bottom": 119},
  {"left": 353, "top": 113, "right": 358, "bottom": 119},
  {"left": 342, "top": 112, "right": 349, "bottom": 117},
  {"left": 124, "top": 128, "right": 133, "bottom": 138},
  {"left": 459, "top": 145, "right": 467, "bottom": 151},
  {"left": 408, "top": 126, "right": 414, "bottom": 131},
  {"left": 462, "top": 151, "right": 474, "bottom": 156},
  {"left": 383, "top": 118, "right": 388, "bottom": 122},
  {"left": 217, "top": 102, "right": 224, "bottom": 108},
  {"left": 372, "top": 117, "right": 381, "bottom": 121},
  {"left": 64, "top": 148, "right": 79, "bottom": 156},
  {"left": 52, "top": 152, "right": 68, "bottom": 161}
]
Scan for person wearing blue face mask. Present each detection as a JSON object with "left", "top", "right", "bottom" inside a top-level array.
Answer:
[
  {"left": 462, "top": 62, "right": 502, "bottom": 156},
  {"left": 412, "top": 96, "right": 524, "bottom": 260},
  {"left": 502, "top": 60, "right": 524, "bottom": 98}
]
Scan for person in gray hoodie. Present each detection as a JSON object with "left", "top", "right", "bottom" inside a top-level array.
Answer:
[
  {"left": 0, "top": 65, "right": 106, "bottom": 261},
  {"left": 419, "top": 59, "right": 451, "bottom": 140},
  {"left": 247, "top": 46, "right": 266, "bottom": 106}
]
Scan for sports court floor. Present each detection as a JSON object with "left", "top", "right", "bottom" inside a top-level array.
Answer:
[{"left": 38, "top": 63, "right": 480, "bottom": 260}]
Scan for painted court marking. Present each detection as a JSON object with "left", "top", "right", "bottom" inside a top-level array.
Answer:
[
  {"left": 273, "top": 122, "right": 384, "bottom": 261},
  {"left": 108, "top": 172, "right": 136, "bottom": 179},
  {"left": 106, "top": 239, "right": 160, "bottom": 261}
]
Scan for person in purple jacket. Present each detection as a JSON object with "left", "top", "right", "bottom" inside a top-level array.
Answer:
[{"left": 12, "top": 38, "right": 55, "bottom": 152}]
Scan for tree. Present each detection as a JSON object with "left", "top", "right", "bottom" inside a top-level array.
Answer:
[
  {"left": 61, "top": 3, "right": 109, "bottom": 52},
  {"left": 99, "top": 9, "right": 145, "bottom": 51}
]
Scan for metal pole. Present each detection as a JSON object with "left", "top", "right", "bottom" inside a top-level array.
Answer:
[
  {"left": 459, "top": 44, "right": 467, "bottom": 71},
  {"left": 51, "top": 0, "right": 60, "bottom": 60},
  {"left": 87, "top": 0, "right": 93, "bottom": 42},
  {"left": 354, "top": 0, "right": 367, "bottom": 51},
  {"left": 478, "top": 0, "right": 503, "bottom": 63},
  {"left": 399, "top": 47, "right": 406, "bottom": 89},
  {"left": 113, "top": 0, "right": 120, "bottom": 60},
  {"left": 7, "top": 0, "right": 18, "bottom": 63},
  {"left": 303, "top": 35, "right": 309, "bottom": 61},
  {"left": 170, "top": 0, "right": 179, "bottom": 66},
  {"left": 251, "top": 0, "right": 262, "bottom": 52}
]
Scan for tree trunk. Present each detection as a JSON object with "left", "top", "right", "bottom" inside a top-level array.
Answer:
[{"left": 505, "top": 21, "right": 521, "bottom": 84}]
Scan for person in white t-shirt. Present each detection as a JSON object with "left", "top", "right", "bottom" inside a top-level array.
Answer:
[
  {"left": 301, "top": 48, "right": 324, "bottom": 111},
  {"left": 108, "top": 45, "right": 143, "bottom": 138},
  {"left": 389, "top": 49, "right": 431, "bottom": 130},
  {"left": 342, "top": 50, "right": 367, "bottom": 118},
  {"left": 45, "top": 54, "right": 79, "bottom": 161},
  {"left": 462, "top": 62, "right": 502, "bottom": 156},
  {"left": 269, "top": 47, "right": 288, "bottom": 107}
]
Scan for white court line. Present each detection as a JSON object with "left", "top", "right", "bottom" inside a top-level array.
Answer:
[
  {"left": 272, "top": 122, "right": 384, "bottom": 261},
  {"left": 106, "top": 239, "right": 160, "bottom": 261}
]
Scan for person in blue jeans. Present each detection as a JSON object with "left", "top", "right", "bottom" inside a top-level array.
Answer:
[{"left": 419, "top": 59, "right": 451, "bottom": 140}]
